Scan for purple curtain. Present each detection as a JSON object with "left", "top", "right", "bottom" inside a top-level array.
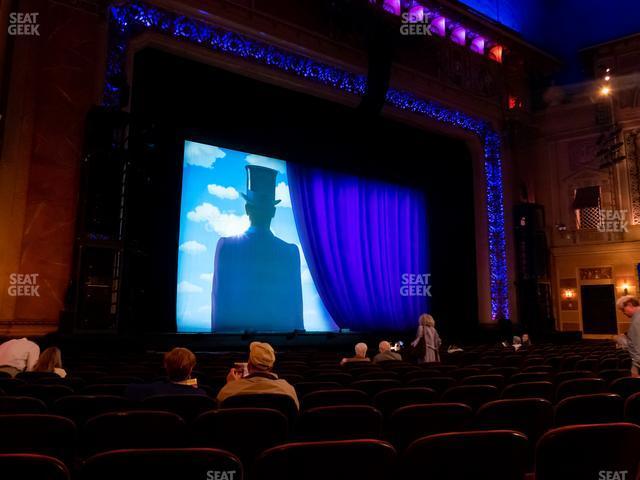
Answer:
[{"left": 287, "top": 163, "right": 429, "bottom": 331}]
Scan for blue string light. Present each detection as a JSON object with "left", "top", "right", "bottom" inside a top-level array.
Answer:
[{"left": 104, "top": 1, "right": 510, "bottom": 320}]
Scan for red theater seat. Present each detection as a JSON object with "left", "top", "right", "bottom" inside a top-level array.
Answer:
[
  {"left": 373, "top": 387, "right": 436, "bottom": 417},
  {"left": 191, "top": 408, "right": 288, "bottom": 464},
  {"left": 82, "top": 410, "right": 186, "bottom": 456},
  {"left": 0, "top": 453, "right": 70, "bottom": 480},
  {"left": 610, "top": 377, "right": 640, "bottom": 399},
  {"left": 53, "top": 395, "right": 134, "bottom": 426},
  {"left": 142, "top": 394, "right": 217, "bottom": 422},
  {"left": 501, "top": 381, "right": 554, "bottom": 401},
  {"left": 0, "top": 396, "right": 48, "bottom": 414},
  {"left": 535, "top": 423, "right": 640, "bottom": 480},
  {"left": 80, "top": 448, "right": 243, "bottom": 480},
  {"left": 0, "top": 414, "right": 76, "bottom": 462},
  {"left": 255, "top": 439, "right": 396, "bottom": 480},
  {"left": 402, "top": 430, "right": 528, "bottom": 480},
  {"left": 554, "top": 393, "right": 624, "bottom": 426},
  {"left": 221, "top": 393, "right": 298, "bottom": 422},
  {"left": 555, "top": 378, "right": 607, "bottom": 402},
  {"left": 351, "top": 379, "right": 402, "bottom": 396},
  {"left": 388, "top": 403, "right": 472, "bottom": 451},
  {"left": 440, "top": 385, "right": 499, "bottom": 411},
  {"left": 297, "top": 405, "right": 383, "bottom": 440},
  {"left": 301, "top": 389, "right": 371, "bottom": 410}
]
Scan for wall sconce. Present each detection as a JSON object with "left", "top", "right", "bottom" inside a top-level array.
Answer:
[
  {"left": 618, "top": 281, "right": 633, "bottom": 296},
  {"left": 562, "top": 288, "right": 576, "bottom": 300}
]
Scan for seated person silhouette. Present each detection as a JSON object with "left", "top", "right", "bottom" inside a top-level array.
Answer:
[{"left": 211, "top": 165, "right": 304, "bottom": 332}]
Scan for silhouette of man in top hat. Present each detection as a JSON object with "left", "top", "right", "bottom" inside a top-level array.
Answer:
[{"left": 211, "top": 165, "right": 304, "bottom": 332}]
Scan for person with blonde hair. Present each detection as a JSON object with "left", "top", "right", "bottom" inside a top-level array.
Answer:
[
  {"left": 411, "top": 313, "right": 441, "bottom": 363},
  {"left": 33, "top": 347, "right": 67, "bottom": 378},
  {"left": 617, "top": 295, "right": 640, "bottom": 377},
  {"left": 340, "top": 342, "right": 371, "bottom": 366}
]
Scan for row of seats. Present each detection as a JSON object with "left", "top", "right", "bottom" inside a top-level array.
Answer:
[
  {"left": 4, "top": 423, "right": 640, "bottom": 480},
  {"left": 4, "top": 391, "right": 640, "bottom": 463}
]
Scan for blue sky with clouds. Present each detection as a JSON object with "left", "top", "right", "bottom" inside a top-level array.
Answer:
[{"left": 177, "top": 140, "right": 338, "bottom": 332}]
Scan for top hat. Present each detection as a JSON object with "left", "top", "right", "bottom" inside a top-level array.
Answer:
[{"left": 241, "top": 165, "right": 281, "bottom": 206}]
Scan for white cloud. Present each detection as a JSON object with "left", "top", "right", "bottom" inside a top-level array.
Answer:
[
  {"left": 200, "top": 273, "right": 214, "bottom": 282},
  {"left": 208, "top": 184, "right": 239, "bottom": 200},
  {"left": 179, "top": 240, "right": 207, "bottom": 255},
  {"left": 245, "top": 154, "right": 286, "bottom": 173},
  {"left": 197, "top": 304, "right": 211, "bottom": 314},
  {"left": 177, "top": 281, "right": 203, "bottom": 293},
  {"left": 187, "top": 202, "right": 250, "bottom": 237},
  {"left": 275, "top": 181, "right": 291, "bottom": 208},
  {"left": 184, "top": 141, "right": 226, "bottom": 168}
]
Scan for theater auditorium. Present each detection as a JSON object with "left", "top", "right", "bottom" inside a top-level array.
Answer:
[{"left": 1, "top": 0, "right": 640, "bottom": 478}]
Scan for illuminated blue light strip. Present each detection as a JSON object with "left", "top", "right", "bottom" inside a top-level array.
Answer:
[{"left": 104, "top": 1, "right": 509, "bottom": 320}]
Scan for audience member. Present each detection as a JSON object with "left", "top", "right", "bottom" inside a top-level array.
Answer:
[
  {"left": 126, "top": 347, "right": 206, "bottom": 401},
  {"left": 411, "top": 314, "right": 441, "bottom": 363},
  {"left": 33, "top": 346, "right": 67, "bottom": 377},
  {"left": 340, "top": 342, "right": 370, "bottom": 366},
  {"left": 0, "top": 337, "right": 40, "bottom": 377},
  {"left": 372, "top": 340, "right": 402, "bottom": 363},
  {"left": 614, "top": 333, "right": 629, "bottom": 350},
  {"left": 617, "top": 295, "right": 640, "bottom": 377},
  {"left": 216, "top": 342, "right": 299, "bottom": 409}
]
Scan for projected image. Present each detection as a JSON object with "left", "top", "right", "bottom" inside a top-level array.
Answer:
[
  {"left": 177, "top": 141, "right": 336, "bottom": 332},
  {"left": 177, "top": 140, "right": 429, "bottom": 333}
]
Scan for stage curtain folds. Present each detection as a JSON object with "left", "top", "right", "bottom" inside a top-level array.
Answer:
[{"left": 287, "top": 162, "right": 429, "bottom": 331}]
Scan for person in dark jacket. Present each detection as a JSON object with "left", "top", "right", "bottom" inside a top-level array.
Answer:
[{"left": 126, "top": 347, "right": 206, "bottom": 401}]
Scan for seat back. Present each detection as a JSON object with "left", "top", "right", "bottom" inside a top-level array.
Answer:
[
  {"left": 555, "top": 378, "right": 607, "bottom": 402},
  {"left": 82, "top": 410, "right": 186, "bottom": 456},
  {"left": 192, "top": 408, "right": 287, "bottom": 464},
  {"left": 0, "top": 453, "right": 69, "bottom": 480},
  {"left": 554, "top": 393, "right": 624, "bottom": 426},
  {"left": 388, "top": 403, "right": 472, "bottom": 451},
  {"left": 255, "top": 439, "right": 396, "bottom": 480},
  {"left": 373, "top": 387, "right": 436, "bottom": 417},
  {"left": 0, "top": 395, "right": 47, "bottom": 414},
  {"left": 0, "top": 414, "right": 76, "bottom": 462},
  {"left": 501, "top": 381, "right": 554, "bottom": 401},
  {"left": 403, "top": 430, "right": 528, "bottom": 480},
  {"left": 297, "top": 405, "right": 383, "bottom": 440},
  {"left": 53, "top": 395, "right": 133, "bottom": 426},
  {"left": 460, "top": 374, "right": 505, "bottom": 388},
  {"left": 301, "top": 389, "right": 370, "bottom": 410},
  {"left": 14, "top": 385, "right": 74, "bottom": 406},
  {"left": 440, "top": 385, "right": 498, "bottom": 411},
  {"left": 610, "top": 377, "right": 640, "bottom": 399},
  {"left": 80, "top": 448, "right": 242, "bottom": 480},
  {"left": 405, "top": 376, "right": 456, "bottom": 394},
  {"left": 535, "top": 423, "right": 640, "bottom": 480},
  {"left": 221, "top": 393, "right": 298, "bottom": 422},
  {"left": 142, "top": 394, "right": 217, "bottom": 422},
  {"left": 351, "top": 379, "right": 402, "bottom": 397},
  {"left": 623, "top": 391, "right": 640, "bottom": 425}
]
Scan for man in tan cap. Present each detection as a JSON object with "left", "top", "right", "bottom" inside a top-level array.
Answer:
[{"left": 216, "top": 342, "right": 299, "bottom": 408}]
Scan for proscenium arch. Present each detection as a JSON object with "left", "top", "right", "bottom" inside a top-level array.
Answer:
[{"left": 104, "top": 1, "right": 510, "bottom": 323}]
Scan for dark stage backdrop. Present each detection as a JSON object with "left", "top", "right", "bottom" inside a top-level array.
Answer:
[{"left": 125, "top": 48, "right": 477, "bottom": 341}]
